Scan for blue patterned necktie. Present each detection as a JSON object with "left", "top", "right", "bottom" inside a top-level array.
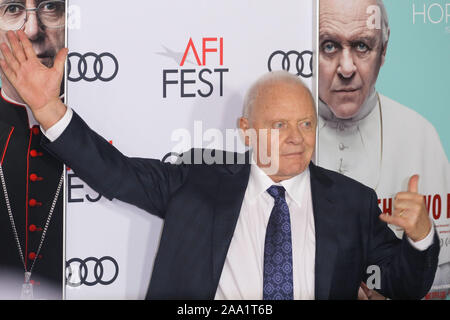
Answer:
[{"left": 263, "top": 185, "right": 294, "bottom": 300}]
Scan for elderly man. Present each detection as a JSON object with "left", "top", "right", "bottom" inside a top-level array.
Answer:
[
  {"left": 0, "top": 31, "right": 440, "bottom": 300},
  {"left": 0, "top": 0, "right": 65, "bottom": 299},
  {"left": 318, "top": 0, "right": 450, "bottom": 295}
]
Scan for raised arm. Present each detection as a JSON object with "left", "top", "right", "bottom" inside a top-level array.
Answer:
[{"left": 0, "top": 30, "right": 188, "bottom": 218}]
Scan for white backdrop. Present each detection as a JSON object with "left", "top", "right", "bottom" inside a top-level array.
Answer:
[{"left": 65, "top": 0, "right": 314, "bottom": 299}]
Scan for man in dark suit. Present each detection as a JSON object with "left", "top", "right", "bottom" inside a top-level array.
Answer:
[{"left": 0, "top": 30, "right": 440, "bottom": 300}]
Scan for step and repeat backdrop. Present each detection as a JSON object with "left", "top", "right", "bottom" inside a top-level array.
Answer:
[{"left": 65, "top": 0, "right": 314, "bottom": 299}]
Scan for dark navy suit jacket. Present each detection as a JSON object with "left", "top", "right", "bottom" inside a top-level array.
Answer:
[{"left": 43, "top": 111, "right": 439, "bottom": 300}]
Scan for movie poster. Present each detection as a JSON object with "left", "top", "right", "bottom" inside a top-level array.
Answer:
[{"left": 317, "top": 0, "right": 450, "bottom": 299}]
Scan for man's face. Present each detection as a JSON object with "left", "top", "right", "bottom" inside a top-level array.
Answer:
[
  {"left": 0, "top": 0, "right": 65, "bottom": 69},
  {"left": 319, "top": 0, "right": 386, "bottom": 119},
  {"left": 240, "top": 81, "right": 317, "bottom": 182}
]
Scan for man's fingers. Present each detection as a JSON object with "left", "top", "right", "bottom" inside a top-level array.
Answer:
[
  {"left": 360, "top": 282, "right": 371, "bottom": 295},
  {"left": 0, "top": 43, "right": 20, "bottom": 73},
  {"left": 53, "top": 48, "right": 68, "bottom": 74},
  {"left": 17, "top": 30, "right": 36, "bottom": 60},
  {"left": 0, "top": 58, "right": 16, "bottom": 83},
  {"left": 394, "top": 198, "right": 415, "bottom": 209},
  {"left": 358, "top": 287, "right": 369, "bottom": 300},
  {"left": 379, "top": 213, "right": 403, "bottom": 227},
  {"left": 395, "top": 191, "right": 420, "bottom": 200},
  {"left": 7, "top": 31, "right": 26, "bottom": 63},
  {"left": 407, "top": 174, "right": 419, "bottom": 193}
]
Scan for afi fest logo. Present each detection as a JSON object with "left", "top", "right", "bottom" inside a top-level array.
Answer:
[{"left": 162, "top": 37, "right": 229, "bottom": 98}]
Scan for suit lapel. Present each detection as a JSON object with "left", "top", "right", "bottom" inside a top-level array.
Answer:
[
  {"left": 309, "top": 163, "right": 338, "bottom": 299},
  {"left": 211, "top": 156, "right": 251, "bottom": 291}
]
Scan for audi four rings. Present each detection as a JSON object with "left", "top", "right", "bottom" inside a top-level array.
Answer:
[
  {"left": 67, "top": 52, "right": 119, "bottom": 82},
  {"left": 66, "top": 256, "right": 119, "bottom": 286},
  {"left": 268, "top": 50, "right": 313, "bottom": 78},
  {"left": 67, "top": 50, "right": 310, "bottom": 82}
]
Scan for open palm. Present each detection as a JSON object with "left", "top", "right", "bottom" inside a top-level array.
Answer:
[{"left": 0, "top": 30, "right": 67, "bottom": 112}]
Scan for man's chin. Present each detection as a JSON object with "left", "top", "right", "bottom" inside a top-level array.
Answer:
[
  {"left": 279, "top": 159, "right": 309, "bottom": 176},
  {"left": 328, "top": 102, "right": 362, "bottom": 119}
]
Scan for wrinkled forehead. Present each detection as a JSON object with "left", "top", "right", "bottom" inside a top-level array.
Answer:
[
  {"left": 252, "top": 82, "right": 316, "bottom": 120},
  {"left": 320, "top": 0, "right": 380, "bottom": 38}
]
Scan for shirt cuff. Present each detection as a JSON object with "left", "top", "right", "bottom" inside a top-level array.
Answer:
[
  {"left": 41, "top": 107, "right": 73, "bottom": 142},
  {"left": 407, "top": 219, "right": 435, "bottom": 251}
]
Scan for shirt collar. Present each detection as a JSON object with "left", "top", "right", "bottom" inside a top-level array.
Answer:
[{"left": 247, "top": 155, "right": 310, "bottom": 208}]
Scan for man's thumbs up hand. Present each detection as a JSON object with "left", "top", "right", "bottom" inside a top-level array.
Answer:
[
  {"left": 379, "top": 175, "right": 432, "bottom": 242},
  {"left": 408, "top": 174, "right": 419, "bottom": 193}
]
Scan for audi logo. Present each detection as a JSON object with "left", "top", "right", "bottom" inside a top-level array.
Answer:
[
  {"left": 67, "top": 52, "right": 119, "bottom": 82},
  {"left": 268, "top": 50, "right": 313, "bottom": 78},
  {"left": 66, "top": 256, "right": 119, "bottom": 287}
]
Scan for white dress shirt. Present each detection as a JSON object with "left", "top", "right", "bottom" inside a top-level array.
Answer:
[
  {"left": 214, "top": 163, "right": 316, "bottom": 300},
  {"left": 41, "top": 106, "right": 73, "bottom": 142}
]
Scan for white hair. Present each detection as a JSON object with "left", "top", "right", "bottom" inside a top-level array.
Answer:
[
  {"left": 377, "top": 0, "right": 390, "bottom": 45},
  {"left": 242, "top": 70, "right": 312, "bottom": 120}
]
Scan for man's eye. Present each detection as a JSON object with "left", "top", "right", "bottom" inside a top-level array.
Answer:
[
  {"left": 41, "top": 0, "right": 63, "bottom": 12},
  {"left": 272, "top": 122, "right": 285, "bottom": 129},
  {"left": 322, "top": 41, "right": 338, "bottom": 54},
  {"left": 300, "top": 121, "right": 313, "bottom": 129},
  {"left": 355, "top": 42, "right": 369, "bottom": 53},
  {"left": 5, "top": 4, "right": 24, "bottom": 15},
  {"left": 43, "top": 3, "right": 56, "bottom": 11}
]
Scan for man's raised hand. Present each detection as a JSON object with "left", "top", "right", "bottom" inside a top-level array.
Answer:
[
  {"left": 379, "top": 175, "right": 432, "bottom": 242},
  {"left": 0, "top": 30, "right": 68, "bottom": 130}
]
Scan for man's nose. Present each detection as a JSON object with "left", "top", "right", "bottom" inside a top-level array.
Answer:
[
  {"left": 337, "top": 49, "right": 356, "bottom": 79},
  {"left": 23, "top": 11, "right": 42, "bottom": 41},
  {"left": 286, "top": 126, "right": 304, "bottom": 145}
]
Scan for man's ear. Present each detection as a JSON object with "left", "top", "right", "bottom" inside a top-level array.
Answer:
[
  {"left": 239, "top": 117, "right": 251, "bottom": 146},
  {"left": 380, "top": 29, "right": 390, "bottom": 67}
]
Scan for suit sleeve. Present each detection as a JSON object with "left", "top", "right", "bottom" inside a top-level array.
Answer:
[
  {"left": 42, "top": 111, "right": 188, "bottom": 219},
  {"left": 366, "top": 189, "right": 440, "bottom": 299}
]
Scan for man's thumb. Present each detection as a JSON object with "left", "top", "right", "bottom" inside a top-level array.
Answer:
[
  {"left": 54, "top": 48, "right": 68, "bottom": 74},
  {"left": 408, "top": 174, "right": 419, "bottom": 193}
]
